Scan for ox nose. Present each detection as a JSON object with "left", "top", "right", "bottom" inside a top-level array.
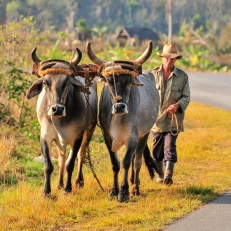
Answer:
[
  {"left": 48, "top": 104, "right": 66, "bottom": 117},
  {"left": 112, "top": 103, "right": 128, "bottom": 115}
]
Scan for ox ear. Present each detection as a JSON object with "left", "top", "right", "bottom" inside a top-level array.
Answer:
[
  {"left": 131, "top": 78, "right": 144, "bottom": 87},
  {"left": 70, "top": 78, "right": 91, "bottom": 94},
  {"left": 26, "top": 79, "right": 43, "bottom": 99}
]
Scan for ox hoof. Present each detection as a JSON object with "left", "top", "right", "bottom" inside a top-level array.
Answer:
[
  {"left": 43, "top": 192, "right": 51, "bottom": 198},
  {"left": 130, "top": 188, "right": 140, "bottom": 196},
  {"left": 118, "top": 193, "right": 129, "bottom": 203},
  {"left": 57, "top": 184, "right": 64, "bottom": 190},
  {"left": 64, "top": 187, "right": 72, "bottom": 194},
  {"left": 43, "top": 188, "right": 51, "bottom": 197},
  {"left": 76, "top": 180, "right": 84, "bottom": 188},
  {"left": 109, "top": 189, "right": 119, "bottom": 199}
]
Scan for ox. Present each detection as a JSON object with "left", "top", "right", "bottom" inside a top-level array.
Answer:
[
  {"left": 26, "top": 47, "right": 97, "bottom": 196},
  {"left": 87, "top": 41, "right": 160, "bottom": 202}
]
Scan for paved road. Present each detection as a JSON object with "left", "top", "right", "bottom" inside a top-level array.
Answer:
[
  {"left": 164, "top": 190, "right": 231, "bottom": 231},
  {"left": 163, "top": 72, "right": 231, "bottom": 231},
  {"left": 188, "top": 72, "right": 231, "bottom": 111}
]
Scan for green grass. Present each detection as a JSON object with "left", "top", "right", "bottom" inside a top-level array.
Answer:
[{"left": 0, "top": 100, "right": 231, "bottom": 231}]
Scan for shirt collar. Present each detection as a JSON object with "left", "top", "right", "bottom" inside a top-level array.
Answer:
[
  {"left": 160, "top": 65, "right": 179, "bottom": 77},
  {"left": 172, "top": 66, "right": 179, "bottom": 76}
]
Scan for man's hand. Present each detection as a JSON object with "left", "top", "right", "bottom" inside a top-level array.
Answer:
[{"left": 167, "top": 103, "right": 180, "bottom": 114}]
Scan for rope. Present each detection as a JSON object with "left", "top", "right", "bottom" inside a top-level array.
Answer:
[
  {"left": 104, "top": 62, "right": 122, "bottom": 103},
  {"left": 60, "top": 83, "right": 69, "bottom": 104},
  {"left": 112, "top": 62, "right": 119, "bottom": 101},
  {"left": 84, "top": 82, "right": 104, "bottom": 192},
  {"left": 170, "top": 113, "right": 179, "bottom": 136},
  {"left": 156, "top": 109, "right": 179, "bottom": 136}
]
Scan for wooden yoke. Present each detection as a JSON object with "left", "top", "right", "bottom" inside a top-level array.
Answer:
[
  {"left": 75, "top": 64, "right": 99, "bottom": 78},
  {"left": 76, "top": 64, "right": 99, "bottom": 88}
]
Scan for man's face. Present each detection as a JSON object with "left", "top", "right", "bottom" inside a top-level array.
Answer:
[{"left": 162, "top": 57, "right": 176, "bottom": 69}]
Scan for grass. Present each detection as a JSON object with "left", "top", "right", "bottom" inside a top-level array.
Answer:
[{"left": 0, "top": 97, "right": 231, "bottom": 230}]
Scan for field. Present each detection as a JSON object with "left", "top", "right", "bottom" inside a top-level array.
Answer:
[{"left": 0, "top": 83, "right": 231, "bottom": 230}]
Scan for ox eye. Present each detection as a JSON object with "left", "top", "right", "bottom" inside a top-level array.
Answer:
[
  {"left": 127, "top": 80, "right": 133, "bottom": 85},
  {"left": 43, "top": 80, "right": 49, "bottom": 86}
]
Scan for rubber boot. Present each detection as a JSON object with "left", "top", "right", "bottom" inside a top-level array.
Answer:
[
  {"left": 164, "top": 161, "right": 174, "bottom": 185},
  {"left": 156, "top": 161, "right": 164, "bottom": 183}
]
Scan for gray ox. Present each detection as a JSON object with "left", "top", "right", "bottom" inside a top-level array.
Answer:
[
  {"left": 87, "top": 41, "right": 160, "bottom": 202},
  {"left": 26, "top": 47, "right": 97, "bottom": 196}
]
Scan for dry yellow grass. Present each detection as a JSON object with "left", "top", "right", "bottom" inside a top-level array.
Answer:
[
  {"left": 0, "top": 128, "right": 17, "bottom": 175},
  {"left": 0, "top": 101, "right": 231, "bottom": 231}
]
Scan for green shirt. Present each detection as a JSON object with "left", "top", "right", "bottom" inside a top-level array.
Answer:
[{"left": 151, "top": 65, "right": 190, "bottom": 133}]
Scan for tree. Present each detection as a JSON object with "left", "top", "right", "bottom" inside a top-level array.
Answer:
[
  {"left": 91, "top": 25, "right": 108, "bottom": 45},
  {"left": 75, "top": 18, "right": 91, "bottom": 41},
  {"left": 166, "top": 0, "right": 172, "bottom": 43}
]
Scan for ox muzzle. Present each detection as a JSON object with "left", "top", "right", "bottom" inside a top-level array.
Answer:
[
  {"left": 112, "top": 102, "right": 128, "bottom": 115},
  {"left": 48, "top": 104, "right": 66, "bottom": 117}
]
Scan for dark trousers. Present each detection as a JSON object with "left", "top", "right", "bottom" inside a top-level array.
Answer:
[{"left": 151, "top": 131, "right": 179, "bottom": 164}]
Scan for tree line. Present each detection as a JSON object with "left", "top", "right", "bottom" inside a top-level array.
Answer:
[{"left": 1, "top": 0, "right": 231, "bottom": 36}]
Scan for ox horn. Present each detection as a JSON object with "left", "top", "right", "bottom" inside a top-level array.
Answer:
[
  {"left": 71, "top": 47, "right": 82, "bottom": 65},
  {"left": 31, "top": 47, "right": 41, "bottom": 63},
  {"left": 134, "top": 40, "right": 153, "bottom": 66},
  {"left": 86, "top": 42, "right": 104, "bottom": 67}
]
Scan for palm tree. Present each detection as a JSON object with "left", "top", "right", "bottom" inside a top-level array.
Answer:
[{"left": 91, "top": 25, "right": 108, "bottom": 47}]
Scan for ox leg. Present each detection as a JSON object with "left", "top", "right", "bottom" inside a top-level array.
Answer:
[
  {"left": 118, "top": 138, "right": 137, "bottom": 202},
  {"left": 130, "top": 134, "right": 149, "bottom": 196},
  {"left": 130, "top": 155, "right": 135, "bottom": 185},
  {"left": 75, "top": 126, "right": 95, "bottom": 188},
  {"left": 56, "top": 146, "right": 66, "bottom": 189},
  {"left": 41, "top": 139, "right": 54, "bottom": 196},
  {"left": 64, "top": 139, "right": 82, "bottom": 193},
  {"left": 75, "top": 148, "right": 84, "bottom": 188},
  {"left": 110, "top": 151, "right": 120, "bottom": 198},
  {"left": 103, "top": 132, "right": 120, "bottom": 198}
]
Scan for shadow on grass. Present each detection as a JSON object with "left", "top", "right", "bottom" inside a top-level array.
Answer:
[{"left": 181, "top": 185, "right": 219, "bottom": 203}]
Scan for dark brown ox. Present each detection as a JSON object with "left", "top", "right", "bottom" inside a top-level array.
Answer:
[
  {"left": 87, "top": 41, "right": 160, "bottom": 202},
  {"left": 26, "top": 47, "right": 97, "bottom": 196}
]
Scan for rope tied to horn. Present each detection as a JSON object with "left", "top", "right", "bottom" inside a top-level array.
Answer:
[
  {"left": 32, "top": 60, "right": 79, "bottom": 78},
  {"left": 98, "top": 60, "right": 142, "bottom": 78},
  {"left": 98, "top": 60, "right": 142, "bottom": 103}
]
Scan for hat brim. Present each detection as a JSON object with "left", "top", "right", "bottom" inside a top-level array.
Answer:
[{"left": 157, "top": 52, "right": 182, "bottom": 59}]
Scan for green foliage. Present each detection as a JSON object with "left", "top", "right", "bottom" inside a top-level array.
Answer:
[
  {"left": 0, "top": 16, "right": 53, "bottom": 126},
  {"left": 22, "top": 119, "right": 40, "bottom": 141},
  {"left": 91, "top": 25, "right": 108, "bottom": 39},
  {"left": 104, "top": 41, "right": 137, "bottom": 60},
  {"left": 182, "top": 186, "right": 218, "bottom": 203},
  {"left": 177, "top": 21, "right": 230, "bottom": 71},
  {"left": 76, "top": 18, "right": 90, "bottom": 33},
  {"left": 129, "top": 0, "right": 139, "bottom": 6},
  {"left": 49, "top": 37, "right": 68, "bottom": 59},
  {"left": 21, "top": 158, "right": 44, "bottom": 184},
  {"left": 1, "top": 1, "right": 231, "bottom": 70},
  {"left": 1, "top": 0, "right": 231, "bottom": 38},
  {"left": 6, "top": 61, "right": 32, "bottom": 122}
]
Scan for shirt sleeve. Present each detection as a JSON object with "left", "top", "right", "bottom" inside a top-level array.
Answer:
[{"left": 178, "top": 77, "right": 190, "bottom": 112}]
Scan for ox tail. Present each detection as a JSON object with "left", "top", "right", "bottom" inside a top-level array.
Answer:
[{"left": 143, "top": 144, "right": 162, "bottom": 179}]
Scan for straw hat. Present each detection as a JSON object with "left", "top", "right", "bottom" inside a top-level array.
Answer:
[{"left": 157, "top": 43, "right": 182, "bottom": 59}]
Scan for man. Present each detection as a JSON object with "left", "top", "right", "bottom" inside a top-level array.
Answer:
[{"left": 151, "top": 43, "right": 190, "bottom": 185}]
